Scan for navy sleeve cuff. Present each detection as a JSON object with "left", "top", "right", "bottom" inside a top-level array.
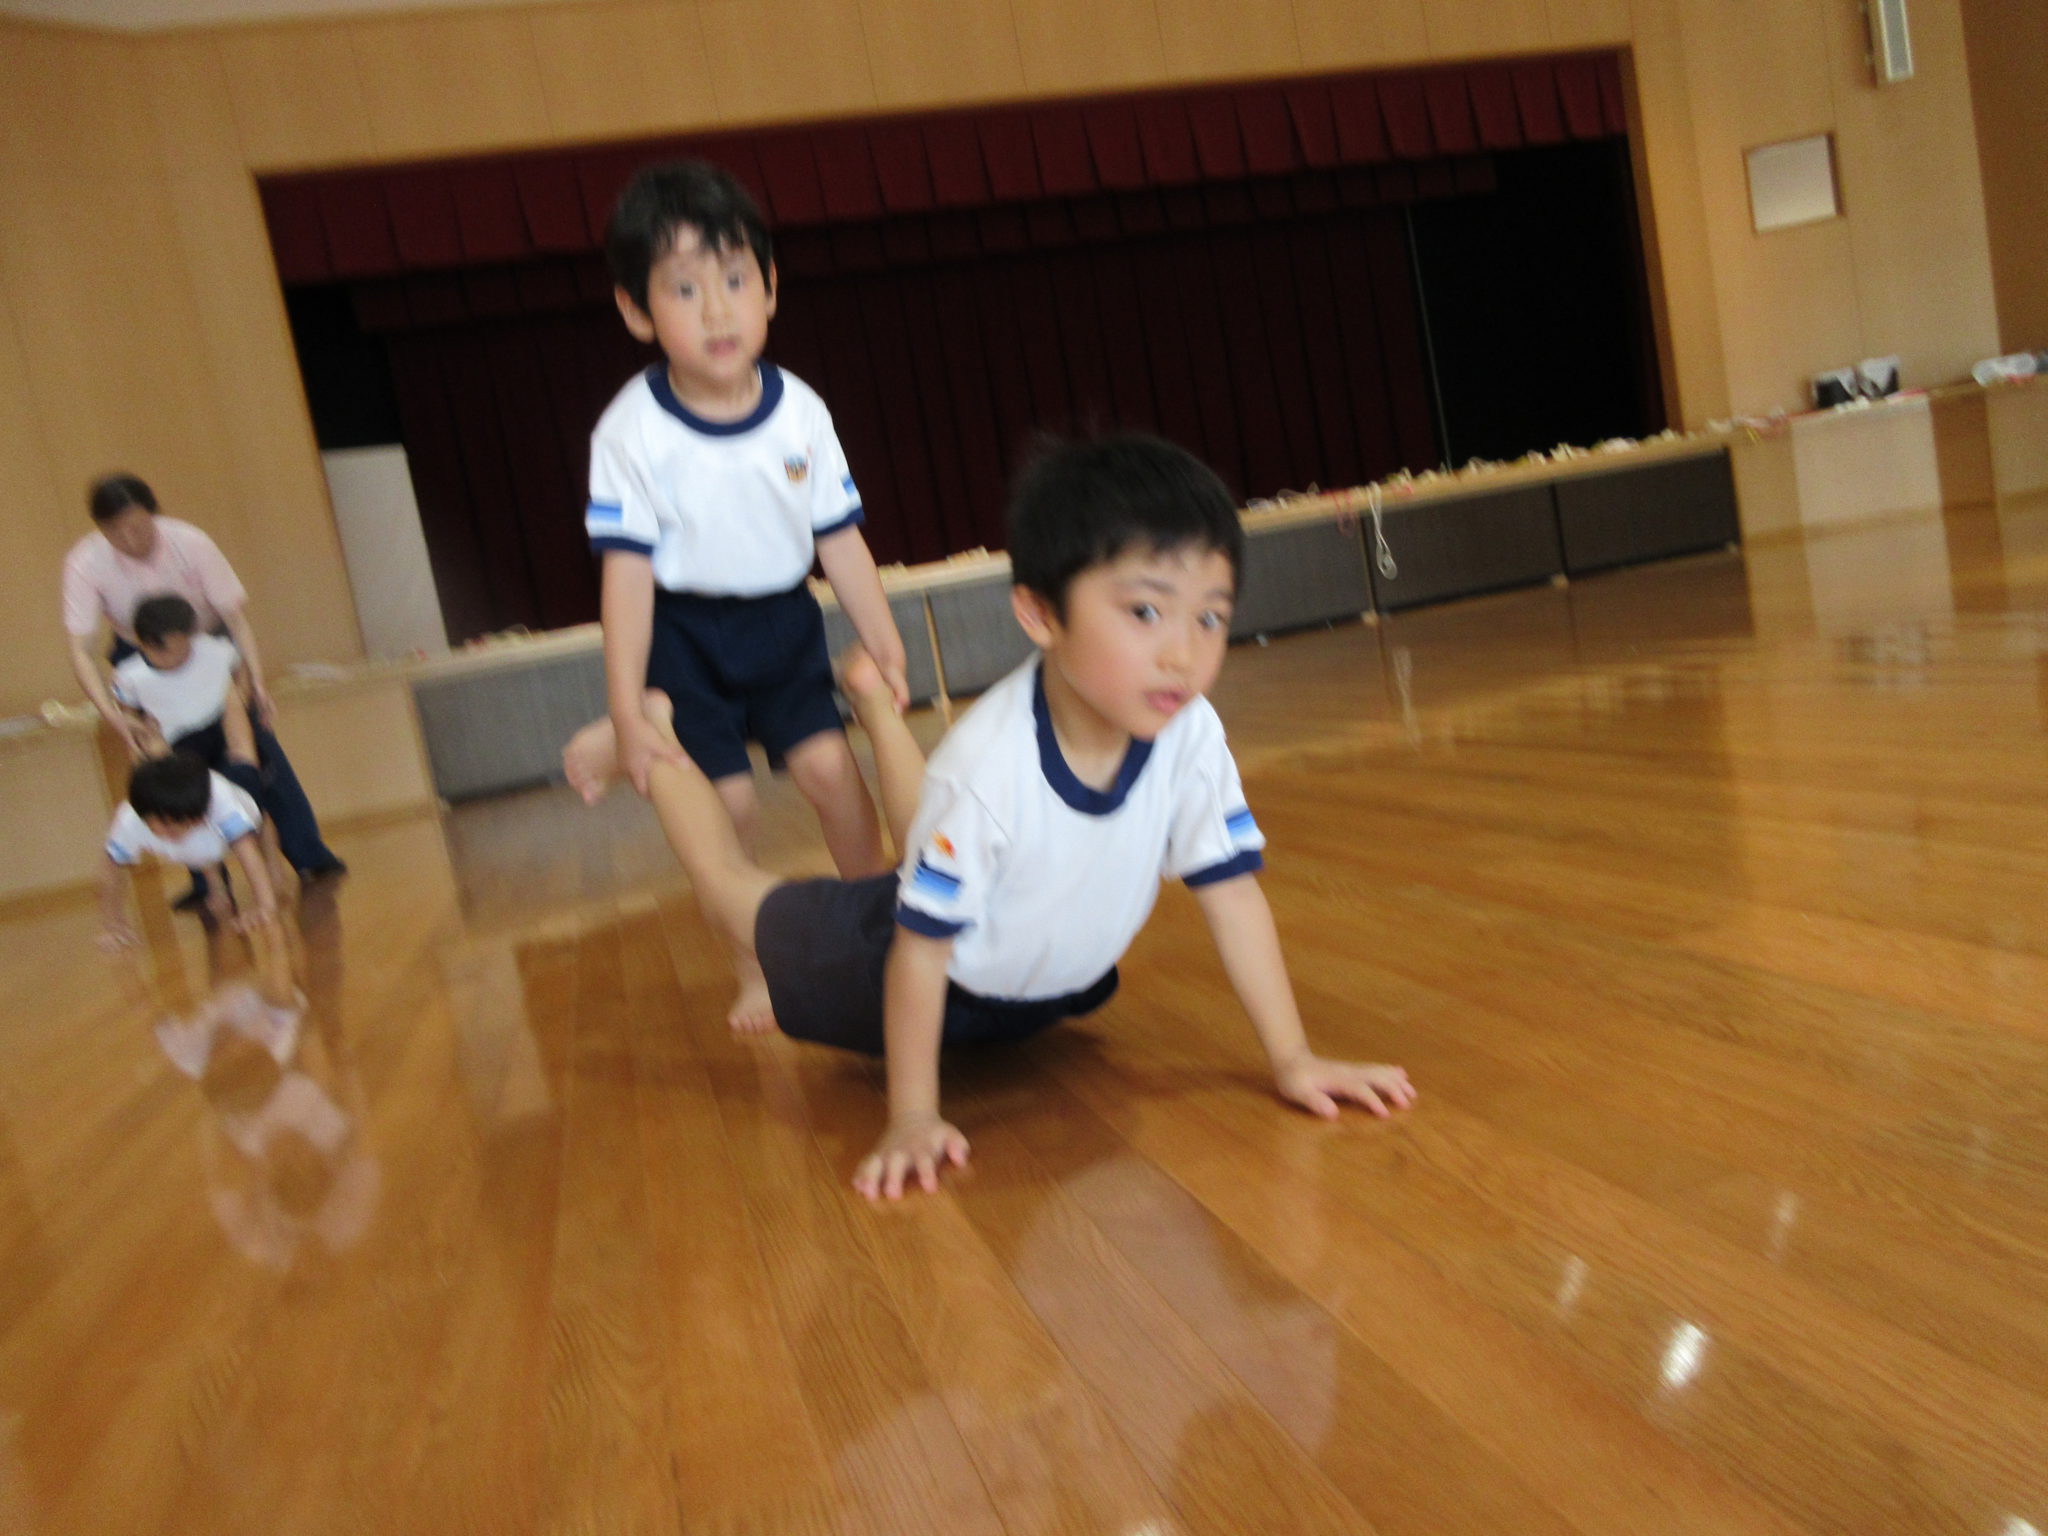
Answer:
[
  {"left": 1183, "top": 848, "right": 1265, "bottom": 887},
  {"left": 895, "top": 902, "right": 967, "bottom": 938},
  {"left": 814, "top": 505, "right": 866, "bottom": 538},
  {"left": 590, "top": 535, "right": 655, "bottom": 557}
]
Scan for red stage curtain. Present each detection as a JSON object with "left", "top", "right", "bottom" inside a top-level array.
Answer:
[
  {"left": 262, "top": 53, "right": 1625, "bottom": 284},
  {"left": 268, "top": 55, "right": 1629, "bottom": 641}
]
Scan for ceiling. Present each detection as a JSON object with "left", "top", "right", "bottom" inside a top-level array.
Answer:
[{"left": 0, "top": 0, "right": 598, "bottom": 30}]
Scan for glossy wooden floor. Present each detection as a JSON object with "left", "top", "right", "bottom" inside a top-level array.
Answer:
[{"left": 7, "top": 500, "right": 2048, "bottom": 1535}]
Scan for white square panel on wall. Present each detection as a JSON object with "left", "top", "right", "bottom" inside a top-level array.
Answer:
[{"left": 1747, "top": 133, "right": 1840, "bottom": 233}]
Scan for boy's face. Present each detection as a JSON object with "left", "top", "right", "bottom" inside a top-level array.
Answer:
[
  {"left": 139, "top": 633, "right": 193, "bottom": 670},
  {"left": 615, "top": 227, "right": 777, "bottom": 407},
  {"left": 142, "top": 814, "right": 202, "bottom": 840},
  {"left": 1013, "top": 544, "right": 1236, "bottom": 740}
]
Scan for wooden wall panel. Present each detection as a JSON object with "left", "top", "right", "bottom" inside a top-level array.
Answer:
[
  {"left": 698, "top": 0, "right": 876, "bottom": 123},
  {"left": 1958, "top": 0, "right": 2048, "bottom": 353},
  {"left": 0, "top": 22, "right": 160, "bottom": 175},
  {"left": 1626, "top": 0, "right": 1730, "bottom": 425},
  {"left": 350, "top": 11, "right": 553, "bottom": 158},
  {"left": 530, "top": 1, "right": 721, "bottom": 144},
  {"left": 1547, "top": 0, "right": 1631, "bottom": 48},
  {"left": 1156, "top": 0, "right": 1302, "bottom": 79},
  {"left": 162, "top": 170, "right": 366, "bottom": 668},
  {"left": 1676, "top": 0, "right": 1858, "bottom": 416},
  {"left": 1420, "top": 0, "right": 1550, "bottom": 61},
  {"left": 858, "top": 0, "right": 1026, "bottom": 108},
  {"left": 1012, "top": 0, "right": 1167, "bottom": 94},
  {"left": 1822, "top": 0, "right": 1997, "bottom": 395},
  {"left": 0, "top": 173, "right": 241, "bottom": 542},
  {"left": 1288, "top": 0, "right": 1429, "bottom": 70},
  {"left": 144, "top": 34, "right": 245, "bottom": 176},
  {"left": 216, "top": 22, "right": 376, "bottom": 170},
  {"left": 0, "top": 285, "right": 78, "bottom": 714}
]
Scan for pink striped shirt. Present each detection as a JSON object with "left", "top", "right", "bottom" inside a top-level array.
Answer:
[{"left": 61, "top": 517, "right": 247, "bottom": 641}]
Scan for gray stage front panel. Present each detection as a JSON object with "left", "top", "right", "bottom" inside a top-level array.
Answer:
[
  {"left": 820, "top": 590, "right": 941, "bottom": 705},
  {"left": 1231, "top": 519, "right": 1375, "bottom": 640},
  {"left": 1553, "top": 450, "right": 1740, "bottom": 575},
  {"left": 927, "top": 575, "right": 1034, "bottom": 696},
  {"left": 1367, "top": 482, "right": 1565, "bottom": 612},
  {"left": 412, "top": 650, "right": 609, "bottom": 801}
]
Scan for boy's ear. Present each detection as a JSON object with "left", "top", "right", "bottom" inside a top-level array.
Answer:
[
  {"left": 764, "top": 259, "right": 778, "bottom": 319},
  {"left": 613, "top": 286, "right": 657, "bottom": 344},
  {"left": 1010, "top": 586, "right": 1060, "bottom": 649}
]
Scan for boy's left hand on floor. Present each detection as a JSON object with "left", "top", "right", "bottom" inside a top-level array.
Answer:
[{"left": 1274, "top": 1055, "right": 1417, "bottom": 1119}]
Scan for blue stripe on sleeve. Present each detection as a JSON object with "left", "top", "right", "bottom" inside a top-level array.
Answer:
[
  {"left": 1184, "top": 848, "right": 1265, "bottom": 887},
  {"left": 218, "top": 812, "right": 258, "bottom": 844},
  {"left": 896, "top": 902, "right": 967, "bottom": 938},
  {"left": 105, "top": 839, "right": 139, "bottom": 867},
  {"left": 586, "top": 499, "right": 625, "bottom": 523},
  {"left": 909, "top": 855, "right": 961, "bottom": 901},
  {"left": 813, "top": 505, "right": 866, "bottom": 538},
  {"left": 590, "top": 534, "right": 656, "bottom": 557},
  {"left": 1225, "top": 807, "right": 1259, "bottom": 840}
]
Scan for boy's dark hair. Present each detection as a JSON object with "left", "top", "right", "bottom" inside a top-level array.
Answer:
[
  {"left": 129, "top": 752, "right": 212, "bottom": 824},
  {"left": 1006, "top": 435, "right": 1244, "bottom": 616},
  {"left": 133, "top": 594, "right": 199, "bottom": 649},
  {"left": 605, "top": 160, "right": 774, "bottom": 314},
  {"left": 90, "top": 473, "right": 157, "bottom": 523}
]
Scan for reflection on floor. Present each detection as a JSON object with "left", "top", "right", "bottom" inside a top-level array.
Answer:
[{"left": 4, "top": 498, "right": 2048, "bottom": 1534}]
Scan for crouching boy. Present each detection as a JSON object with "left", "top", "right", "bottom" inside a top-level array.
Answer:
[{"left": 628, "top": 434, "right": 1414, "bottom": 1199}]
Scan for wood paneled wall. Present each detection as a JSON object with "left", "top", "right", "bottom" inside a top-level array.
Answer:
[
  {"left": 1958, "top": 0, "right": 2048, "bottom": 354},
  {"left": 0, "top": 0, "right": 2003, "bottom": 715}
]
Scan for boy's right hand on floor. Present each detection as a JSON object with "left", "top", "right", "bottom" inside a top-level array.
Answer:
[{"left": 854, "top": 1114, "right": 970, "bottom": 1201}]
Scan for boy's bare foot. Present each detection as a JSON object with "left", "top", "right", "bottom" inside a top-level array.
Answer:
[
  {"left": 562, "top": 718, "right": 621, "bottom": 805},
  {"left": 835, "top": 645, "right": 896, "bottom": 711},
  {"left": 563, "top": 691, "right": 675, "bottom": 805},
  {"left": 728, "top": 951, "right": 777, "bottom": 1034}
]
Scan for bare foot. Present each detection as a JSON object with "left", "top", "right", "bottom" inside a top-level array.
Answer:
[
  {"left": 727, "top": 958, "right": 777, "bottom": 1034},
  {"left": 563, "top": 691, "right": 675, "bottom": 805},
  {"left": 562, "top": 717, "right": 621, "bottom": 806},
  {"left": 835, "top": 644, "right": 894, "bottom": 710}
]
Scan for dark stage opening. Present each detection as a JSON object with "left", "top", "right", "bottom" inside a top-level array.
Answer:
[{"left": 1408, "top": 137, "right": 1665, "bottom": 466}]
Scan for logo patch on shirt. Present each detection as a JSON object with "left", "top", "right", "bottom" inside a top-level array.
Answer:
[
  {"left": 931, "top": 833, "right": 956, "bottom": 859},
  {"left": 784, "top": 454, "right": 810, "bottom": 484}
]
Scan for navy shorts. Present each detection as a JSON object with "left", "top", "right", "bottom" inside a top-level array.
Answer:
[
  {"left": 754, "top": 873, "right": 1119, "bottom": 1056},
  {"left": 648, "top": 583, "right": 844, "bottom": 781}
]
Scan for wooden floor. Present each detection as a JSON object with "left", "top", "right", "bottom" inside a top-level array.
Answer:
[{"left": 6, "top": 500, "right": 2048, "bottom": 1534}]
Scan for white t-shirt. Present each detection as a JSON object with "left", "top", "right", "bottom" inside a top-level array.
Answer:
[
  {"left": 895, "top": 658, "right": 1266, "bottom": 1001},
  {"left": 584, "top": 363, "right": 864, "bottom": 596},
  {"left": 111, "top": 634, "right": 241, "bottom": 743},
  {"left": 106, "top": 773, "right": 262, "bottom": 870}
]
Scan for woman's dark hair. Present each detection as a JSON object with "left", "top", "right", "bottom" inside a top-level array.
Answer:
[
  {"left": 133, "top": 594, "right": 199, "bottom": 649},
  {"left": 89, "top": 473, "right": 157, "bottom": 523},
  {"left": 605, "top": 160, "right": 774, "bottom": 314},
  {"left": 1006, "top": 435, "right": 1244, "bottom": 617},
  {"left": 128, "top": 752, "right": 212, "bottom": 823}
]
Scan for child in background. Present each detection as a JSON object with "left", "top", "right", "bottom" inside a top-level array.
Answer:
[
  {"left": 100, "top": 753, "right": 279, "bottom": 948},
  {"left": 113, "top": 595, "right": 264, "bottom": 799}
]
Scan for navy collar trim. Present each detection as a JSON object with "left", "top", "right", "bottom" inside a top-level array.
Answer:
[
  {"left": 646, "top": 361, "right": 783, "bottom": 435},
  {"left": 1033, "top": 661, "right": 1152, "bottom": 815}
]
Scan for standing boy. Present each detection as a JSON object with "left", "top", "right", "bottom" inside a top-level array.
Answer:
[
  {"left": 593, "top": 435, "right": 1414, "bottom": 1199},
  {"left": 563, "top": 160, "right": 909, "bottom": 1032}
]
